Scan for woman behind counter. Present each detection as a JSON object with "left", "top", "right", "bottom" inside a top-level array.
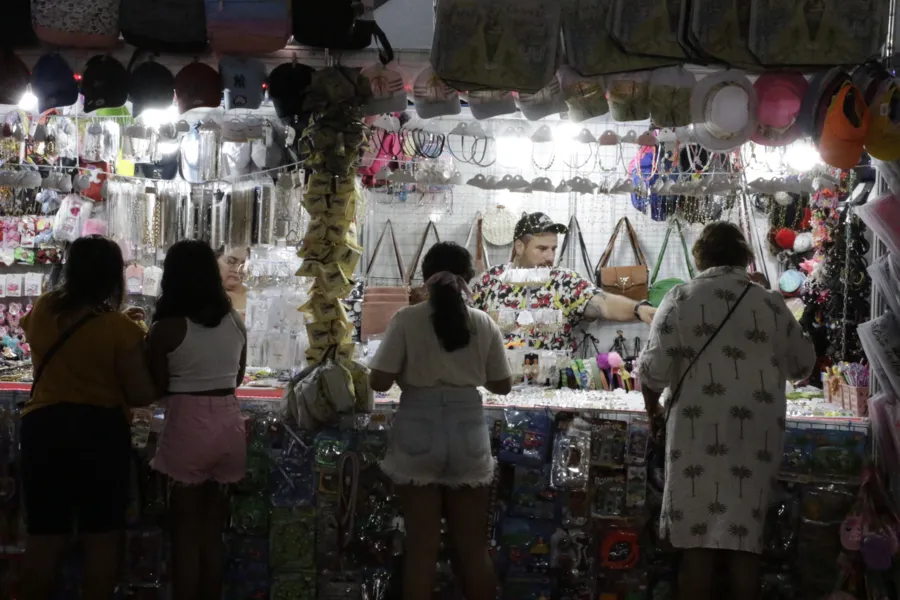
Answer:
[
  {"left": 149, "top": 240, "right": 247, "bottom": 600},
  {"left": 19, "top": 235, "right": 156, "bottom": 600},
  {"left": 216, "top": 245, "right": 249, "bottom": 318},
  {"left": 638, "top": 222, "right": 815, "bottom": 600},
  {"left": 368, "top": 242, "right": 512, "bottom": 600}
]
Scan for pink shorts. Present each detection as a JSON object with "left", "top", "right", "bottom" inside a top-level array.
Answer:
[{"left": 151, "top": 395, "right": 247, "bottom": 485}]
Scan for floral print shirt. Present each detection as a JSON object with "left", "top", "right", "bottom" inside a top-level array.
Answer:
[{"left": 470, "top": 264, "right": 599, "bottom": 352}]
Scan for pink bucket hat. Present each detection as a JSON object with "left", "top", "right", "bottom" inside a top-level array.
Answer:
[{"left": 751, "top": 72, "right": 809, "bottom": 147}]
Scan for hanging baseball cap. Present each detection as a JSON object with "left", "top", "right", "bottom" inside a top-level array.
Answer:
[
  {"left": 558, "top": 66, "right": 608, "bottom": 123},
  {"left": 129, "top": 59, "right": 175, "bottom": 118},
  {"left": 219, "top": 56, "right": 266, "bottom": 110},
  {"left": 360, "top": 62, "right": 407, "bottom": 116},
  {"left": 818, "top": 82, "right": 869, "bottom": 171},
  {"left": 514, "top": 212, "right": 568, "bottom": 240},
  {"left": 175, "top": 62, "right": 221, "bottom": 114},
  {"left": 81, "top": 55, "right": 129, "bottom": 113},
  {"left": 412, "top": 65, "right": 461, "bottom": 119},
  {"left": 606, "top": 71, "right": 651, "bottom": 122},
  {"left": 865, "top": 79, "right": 900, "bottom": 161},
  {"left": 0, "top": 50, "right": 30, "bottom": 106},
  {"left": 648, "top": 66, "right": 695, "bottom": 128},
  {"left": 465, "top": 90, "right": 517, "bottom": 120},
  {"left": 32, "top": 54, "right": 78, "bottom": 113},
  {"left": 516, "top": 77, "right": 566, "bottom": 121},
  {"left": 751, "top": 72, "right": 808, "bottom": 147},
  {"left": 267, "top": 61, "right": 315, "bottom": 119},
  {"left": 798, "top": 68, "right": 850, "bottom": 144}
]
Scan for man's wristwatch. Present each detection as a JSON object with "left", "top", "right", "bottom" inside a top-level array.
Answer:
[{"left": 634, "top": 300, "right": 652, "bottom": 321}]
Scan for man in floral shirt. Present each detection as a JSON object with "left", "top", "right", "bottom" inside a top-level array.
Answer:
[{"left": 471, "top": 213, "right": 656, "bottom": 352}]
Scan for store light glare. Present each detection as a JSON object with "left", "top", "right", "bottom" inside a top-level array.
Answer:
[
  {"left": 141, "top": 106, "right": 180, "bottom": 129},
  {"left": 784, "top": 142, "right": 822, "bottom": 172},
  {"left": 18, "top": 87, "right": 37, "bottom": 111}
]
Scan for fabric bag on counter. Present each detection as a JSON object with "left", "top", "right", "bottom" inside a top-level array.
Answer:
[
  {"left": 561, "top": 0, "right": 675, "bottom": 76},
  {"left": 361, "top": 220, "right": 409, "bottom": 341},
  {"left": 595, "top": 217, "right": 649, "bottom": 301},
  {"left": 283, "top": 346, "right": 355, "bottom": 430},
  {"left": 406, "top": 220, "right": 441, "bottom": 305},
  {"left": 431, "top": 0, "right": 561, "bottom": 93},
  {"left": 648, "top": 219, "right": 696, "bottom": 307},
  {"left": 748, "top": 0, "right": 887, "bottom": 67},
  {"left": 121, "top": 0, "right": 207, "bottom": 53}
]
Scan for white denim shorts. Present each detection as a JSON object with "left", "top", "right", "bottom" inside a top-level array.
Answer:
[{"left": 381, "top": 387, "right": 495, "bottom": 488}]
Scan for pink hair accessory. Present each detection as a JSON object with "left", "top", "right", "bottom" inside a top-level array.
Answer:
[{"left": 425, "top": 271, "right": 474, "bottom": 300}]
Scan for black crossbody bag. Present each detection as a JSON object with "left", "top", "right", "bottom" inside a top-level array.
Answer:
[{"left": 663, "top": 284, "right": 753, "bottom": 422}]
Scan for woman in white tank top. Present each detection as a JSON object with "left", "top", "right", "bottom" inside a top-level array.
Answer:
[{"left": 147, "top": 240, "right": 247, "bottom": 600}]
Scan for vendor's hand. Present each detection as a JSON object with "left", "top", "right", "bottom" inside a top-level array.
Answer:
[
  {"left": 637, "top": 304, "right": 656, "bottom": 325},
  {"left": 648, "top": 404, "right": 665, "bottom": 441},
  {"left": 123, "top": 307, "right": 146, "bottom": 323}
]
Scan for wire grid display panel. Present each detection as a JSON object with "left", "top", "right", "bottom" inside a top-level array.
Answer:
[{"left": 362, "top": 113, "right": 775, "bottom": 350}]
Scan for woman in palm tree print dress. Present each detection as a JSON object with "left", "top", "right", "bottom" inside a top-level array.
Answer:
[{"left": 638, "top": 222, "right": 815, "bottom": 600}]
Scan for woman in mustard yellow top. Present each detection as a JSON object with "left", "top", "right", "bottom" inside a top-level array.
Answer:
[{"left": 19, "top": 236, "right": 156, "bottom": 600}]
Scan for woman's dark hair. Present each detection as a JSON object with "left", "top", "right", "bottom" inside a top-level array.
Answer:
[
  {"left": 692, "top": 221, "right": 755, "bottom": 272},
  {"left": 154, "top": 240, "right": 233, "bottom": 327},
  {"left": 52, "top": 235, "right": 125, "bottom": 313},
  {"left": 423, "top": 242, "right": 476, "bottom": 352}
]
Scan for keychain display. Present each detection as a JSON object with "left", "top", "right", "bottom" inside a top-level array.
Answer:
[
  {"left": 590, "top": 419, "right": 628, "bottom": 468},
  {"left": 550, "top": 418, "right": 591, "bottom": 491},
  {"left": 591, "top": 472, "right": 626, "bottom": 518}
]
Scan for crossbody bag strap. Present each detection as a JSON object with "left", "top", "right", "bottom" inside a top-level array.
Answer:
[
  {"left": 673, "top": 219, "right": 696, "bottom": 278},
  {"left": 555, "top": 216, "right": 593, "bottom": 273},
  {"left": 664, "top": 283, "right": 752, "bottom": 420},
  {"left": 597, "top": 217, "right": 626, "bottom": 268},
  {"left": 622, "top": 217, "right": 649, "bottom": 266},
  {"left": 650, "top": 220, "right": 694, "bottom": 284},
  {"left": 30, "top": 312, "right": 100, "bottom": 397},
  {"left": 405, "top": 220, "right": 440, "bottom": 284},
  {"left": 649, "top": 224, "right": 674, "bottom": 285},
  {"left": 365, "top": 219, "right": 405, "bottom": 280}
]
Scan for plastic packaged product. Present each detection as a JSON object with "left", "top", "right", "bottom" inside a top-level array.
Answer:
[
  {"left": 231, "top": 493, "right": 270, "bottom": 536},
  {"left": 125, "top": 529, "right": 164, "bottom": 585},
  {"left": 269, "top": 507, "right": 316, "bottom": 571},
  {"left": 591, "top": 472, "right": 626, "bottom": 518},
  {"left": 590, "top": 419, "right": 628, "bottom": 467},
  {"left": 550, "top": 418, "right": 592, "bottom": 491},
  {"left": 626, "top": 465, "right": 647, "bottom": 509},
  {"left": 271, "top": 457, "right": 316, "bottom": 508},
  {"left": 270, "top": 573, "right": 316, "bottom": 600},
  {"left": 625, "top": 419, "right": 650, "bottom": 465},
  {"left": 53, "top": 194, "right": 93, "bottom": 242},
  {"left": 226, "top": 535, "right": 268, "bottom": 582},
  {"left": 509, "top": 466, "right": 557, "bottom": 520},
  {"left": 499, "top": 517, "right": 554, "bottom": 577},
  {"left": 550, "top": 527, "right": 593, "bottom": 578},
  {"left": 498, "top": 409, "right": 553, "bottom": 467}
]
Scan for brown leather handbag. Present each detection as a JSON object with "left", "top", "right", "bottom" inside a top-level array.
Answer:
[
  {"left": 595, "top": 217, "right": 649, "bottom": 301},
  {"left": 407, "top": 220, "right": 441, "bottom": 305},
  {"left": 361, "top": 220, "right": 409, "bottom": 341}
]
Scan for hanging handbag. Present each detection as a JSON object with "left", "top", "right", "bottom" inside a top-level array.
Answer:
[
  {"left": 360, "top": 220, "right": 408, "bottom": 341},
  {"left": 595, "top": 217, "right": 649, "bottom": 301},
  {"left": 407, "top": 220, "right": 441, "bottom": 305},
  {"left": 555, "top": 216, "right": 593, "bottom": 276},
  {"left": 648, "top": 219, "right": 696, "bottom": 307},
  {"left": 464, "top": 214, "right": 491, "bottom": 273}
]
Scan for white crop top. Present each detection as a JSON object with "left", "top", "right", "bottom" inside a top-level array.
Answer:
[{"left": 167, "top": 314, "right": 245, "bottom": 393}]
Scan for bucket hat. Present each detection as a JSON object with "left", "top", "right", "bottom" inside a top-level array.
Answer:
[
  {"left": 751, "top": 72, "right": 808, "bottom": 147},
  {"left": 691, "top": 70, "right": 758, "bottom": 152}
]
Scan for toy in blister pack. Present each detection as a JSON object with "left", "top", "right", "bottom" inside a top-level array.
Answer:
[
  {"left": 362, "top": 568, "right": 392, "bottom": 600},
  {"left": 550, "top": 527, "right": 593, "bottom": 578},
  {"left": 764, "top": 484, "right": 800, "bottom": 557},
  {"left": 125, "top": 529, "right": 163, "bottom": 585},
  {"left": 561, "top": 491, "right": 590, "bottom": 528},
  {"left": 598, "top": 526, "right": 640, "bottom": 570},
  {"left": 271, "top": 453, "right": 316, "bottom": 508},
  {"left": 509, "top": 466, "right": 558, "bottom": 520},
  {"left": 591, "top": 472, "right": 626, "bottom": 518},
  {"left": 499, "top": 409, "right": 553, "bottom": 466},
  {"left": 781, "top": 429, "right": 813, "bottom": 474},
  {"left": 590, "top": 419, "right": 627, "bottom": 468},
  {"left": 270, "top": 572, "right": 316, "bottom": 600},
  {"left": 625, "top": 419, "right": 650, "bottom": 465},
  {"left": 499, "top": 517, "right": 553, "bottom": 577},
  {"left": 223, "top": 579, "right": 269, "bottom": 600},
  {"left": 231, "top": 493, "right": 270, "bottom": 536},
  {"left": 316, "top": 499, "right": 341, "bottom": 570},
  {"left": 317, "top": 571, "right": 363, "bottom": 600},
  {"left": 809, "top": 429, "right": 866, "bottom": 480},
  {"left": 236, "top": 446, "right": 271, "bottom": 493},
  {"left": 801, "top": 484, "right": 856, "bottom": 524},
  {"left": 599, "top": 567, "right": 649, "bottom": 600},
  {"left": 626, "top": 466, "right": 647, "bottom": 509},
  {"left": 226, "top": 535, "right": 269, "bottom": 582},
  {"left": 269, "top": 507, "right": 316, "bottom": 571},
  {"left": 501, "top": 576, "right": 553, "bottom": 600},
  {"left": 315, "top": 430, "right": 351, "bottom": 471},
  {"left": 550, "top": 418, "right": 591, "bottom": 491},
  {"left": 557, "top": 578, "right": 594, "bottom": 600},
  {"left": 354, "top": 431, "right": 388, "bottom": 468}
]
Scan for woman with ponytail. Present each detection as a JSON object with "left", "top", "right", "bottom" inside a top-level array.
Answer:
[{"left": 369, "top": 241, "right": 511, "bottom": 600}]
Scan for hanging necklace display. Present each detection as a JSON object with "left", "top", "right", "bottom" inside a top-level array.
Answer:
[
  {"left": 531, "top": 125, "right": 556, "bottom": 171},
  {"left": 563, "top": 129, "right": 597, "bottom": 170},
  {"left": 229, "top": 179, "right": 254, "bottom": 249},
  {"left": 159, "top": 180, "right": 192, "bottom": 248},
  {"left": 446, "top": 121, "right": 495, "bottom": 167}
]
